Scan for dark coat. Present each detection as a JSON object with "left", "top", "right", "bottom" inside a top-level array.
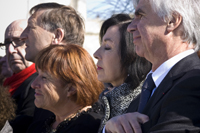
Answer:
[
  {"left": 10, "top": 72, "right": 38, "bottom": 133},
  {"left": 127, "top": 53, "right": 200, "bottom": 132},
  {"left": 27, "top": 103, "right": 103, "bottom": 133}
]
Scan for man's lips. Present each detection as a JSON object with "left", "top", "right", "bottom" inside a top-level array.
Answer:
[
  {"left": 133, "top": 35, "right": 141, "bottom": 40},
  {"left": 133, "top": 36, "right": 141, "bottom": 43},
  {"left": 10, "top": 59, "right": 21, "bottom": 64}
]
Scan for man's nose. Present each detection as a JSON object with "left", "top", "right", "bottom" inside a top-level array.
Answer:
[{"left": 127, "top": 19, "right": 137, "bottom": 33}]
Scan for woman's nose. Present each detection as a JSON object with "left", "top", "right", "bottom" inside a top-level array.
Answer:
[{"left": 93, "top": 48, "right": 101, "bottom": 60}]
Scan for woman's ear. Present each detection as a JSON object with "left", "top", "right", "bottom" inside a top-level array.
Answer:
[
  {"left": 52, "top": 28, "right": 64, "bottom": 44},
  {"left": 65, "top": 84, "right": 77, "bottom": 97},
  {"left": 166, "top": 13, "right": 182, "bottom": 33}
]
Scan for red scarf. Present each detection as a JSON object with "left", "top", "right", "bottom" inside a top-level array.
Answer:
[{"left": 3, "top": 63, "right": 36, "bottom": 96}]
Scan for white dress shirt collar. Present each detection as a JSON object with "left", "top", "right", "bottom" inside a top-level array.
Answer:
[{"left": 150, "top": 49, "right": 195, "bottom": 88}]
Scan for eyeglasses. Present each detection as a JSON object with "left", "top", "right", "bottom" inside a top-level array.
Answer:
[
  {"left": 0, "top": 38, "right": 25, "bottom": 50},
  {"left": 0, "top": 43, "right": 6, "bottom": 50}
]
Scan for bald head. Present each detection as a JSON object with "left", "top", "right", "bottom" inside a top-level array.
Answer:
[
  {"left": 4, "top": 19, "right": 33, "bottom": 74},
  {"left": 5, "top": 19, "right": 27, "bottom": 39}
]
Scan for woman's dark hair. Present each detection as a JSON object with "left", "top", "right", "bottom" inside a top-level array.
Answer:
[{"left": 100, "top": 14, "right": 151, "bottom": 89}]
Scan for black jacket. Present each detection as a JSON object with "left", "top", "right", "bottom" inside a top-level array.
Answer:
[
  {"left": 127, "top": 53, "right": 200, "bottom": 132},
  {"left": 10, "top": 72, "right": 38, "bottom": 133}
]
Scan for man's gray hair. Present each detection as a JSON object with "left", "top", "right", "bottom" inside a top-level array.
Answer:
[{"left": 133, "top": 0, "right": 200, "bottom": 51}]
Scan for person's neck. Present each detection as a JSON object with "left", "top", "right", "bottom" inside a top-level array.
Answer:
[
  {"left": 51, "top": 103, "right": 91, "bottom": 129},
  {"left": 151, "top": 43, "right": 193, "bottom": 72},
  {"left": 111, "top": 77, "right": 126, "bottom": 88}
]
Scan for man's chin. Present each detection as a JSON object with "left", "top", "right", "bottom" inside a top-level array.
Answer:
[{"left": 135, "top": 49, "right": 144, "bottom": 57}]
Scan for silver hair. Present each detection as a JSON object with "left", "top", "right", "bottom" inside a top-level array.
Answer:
[{"left": 133, "top": 0, "right": 200, "bottom": 51}]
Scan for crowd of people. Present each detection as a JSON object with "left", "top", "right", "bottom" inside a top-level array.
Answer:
[{"left": 0, "top": 0, "right": 200, "bottom": 133}]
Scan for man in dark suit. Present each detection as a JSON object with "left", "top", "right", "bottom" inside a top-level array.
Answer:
[{"left": 104, "top": 0, "right": 200, "bottom": 132}]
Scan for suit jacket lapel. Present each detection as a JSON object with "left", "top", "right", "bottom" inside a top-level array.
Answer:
[
  {"left": 143, "top": 72, "right": 184, "bottom": 113},
  {"left": 143, "top": 53, "right": 200, "bottom": 113},
  {"left": 127, "top": 95, "right": 140, "bottom": 112}
]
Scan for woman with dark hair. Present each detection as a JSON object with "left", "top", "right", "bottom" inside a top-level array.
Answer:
[
  {"left": 93, "top": 13, "right": 151, "bottom": 132},
  {"left": 27, "top": 44, "right": 104, "bottom": 133}
]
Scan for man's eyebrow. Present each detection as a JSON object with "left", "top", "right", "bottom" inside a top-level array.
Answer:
[
  {"left": 27, "top": 21, "right": 32, "bottom": 26},
  {"left": 28, "top": 20, "right": 34, "bottom": 25},
  {"left": 135, "top": 8, "right": 145, "bottom": 16}
]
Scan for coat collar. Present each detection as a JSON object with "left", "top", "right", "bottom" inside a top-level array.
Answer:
[{"left": 143, "top": 53, "right": 200, "bottom": 113}]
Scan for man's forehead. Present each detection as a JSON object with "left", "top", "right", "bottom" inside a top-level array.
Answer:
[
  {"left": 28, "top": 13, "right": 37, "bottom": 23},
  {"left": 134, "top": 0, "right": 150, "bottom": 12},
  {"left": 5, "top": 26, "right": 24, "bottom": 39},
  {"left": 30, "top": 9, "right": 45, "bottom": 19},
  {"left": 28, "top": 9, "right": 45, "bottom": 25},
  {"left": 5, "top": 19, "right": 27, "bottom": 39},
  {"left": 5, "top": 31, "right": 22, "bottom": 40},
  {"left": 133, "top": 0, "right": 140, "bottom": 7}
]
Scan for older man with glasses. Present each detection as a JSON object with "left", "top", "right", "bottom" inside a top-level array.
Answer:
[{"left": 1, "top": 19, "right": 38, "bottom": 133}]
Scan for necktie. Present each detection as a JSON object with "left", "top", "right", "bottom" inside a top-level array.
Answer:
[{"left": 138, "top": 73, "right": 155, "bottom": 113}]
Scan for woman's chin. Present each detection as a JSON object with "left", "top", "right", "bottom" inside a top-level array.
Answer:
[{"left": 34, "top": 99, "right": 43, "bottom": 108}]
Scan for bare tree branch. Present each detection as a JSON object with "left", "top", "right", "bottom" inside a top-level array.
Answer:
[{"left": 87, "top": 0, "right": 134, "bottom": 20}]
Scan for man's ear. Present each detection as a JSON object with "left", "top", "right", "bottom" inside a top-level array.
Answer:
[
  {"left": 166, "top": 13, "right": 182, "bottom": 33},
  {"left": 52, "top": 28, "right": 64, "bottom": 44}
]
